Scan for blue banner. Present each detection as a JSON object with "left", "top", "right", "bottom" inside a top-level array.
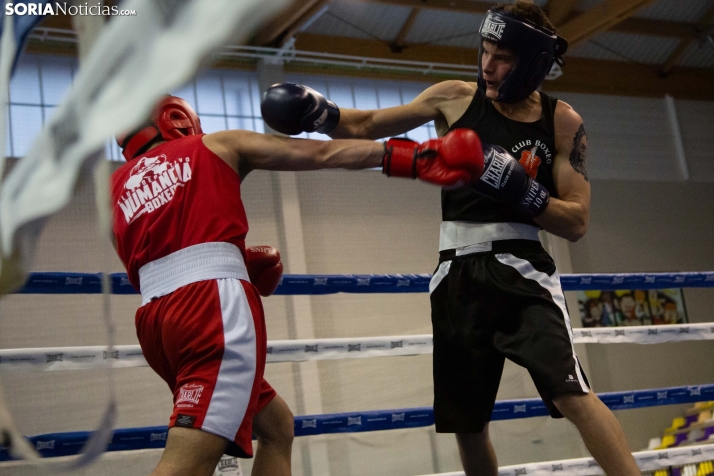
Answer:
[
  {"left": 14, "top": 272, "right": 714, "bottom": 295},
  {"left": 2, "top": 384, "right": 711, "bottom": 461}
]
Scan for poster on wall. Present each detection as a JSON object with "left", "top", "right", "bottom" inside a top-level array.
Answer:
[{"left": 577, "top": 289, "right": 688, "bottom": 328}]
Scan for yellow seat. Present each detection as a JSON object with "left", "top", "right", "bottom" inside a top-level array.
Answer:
[
  {"left": 655, "top": 434, "right": 676, "bottom": 449},
  {"left": 697, "top": 460, "right": 714, "bottom": 476},
  {"left": 665, "top": 417, "right": 686, "bottom": 433}
]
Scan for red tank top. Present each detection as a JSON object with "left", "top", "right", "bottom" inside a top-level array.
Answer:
[{"left": 111, "top": 134, "right": 248, "bottom": 290}]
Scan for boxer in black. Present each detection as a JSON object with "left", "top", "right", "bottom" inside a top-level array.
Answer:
[{"left": 261, "top": 1, "right": 639, "bottom": 474}]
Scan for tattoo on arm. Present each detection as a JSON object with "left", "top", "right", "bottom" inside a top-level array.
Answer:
[{"left": 569, "top": 123, "right": 588, "bottom": 181}]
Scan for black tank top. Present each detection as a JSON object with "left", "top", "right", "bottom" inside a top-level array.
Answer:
[{"left": 443, "top": 89, "right": 559, "bottom": 226}]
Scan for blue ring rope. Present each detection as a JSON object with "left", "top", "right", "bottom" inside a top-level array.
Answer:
[
  {"left": 15, "top": 271, "right": 714, "bottom": 295},
  {"left": 2, "top": 384, "right": 712, "bottom": 461}
]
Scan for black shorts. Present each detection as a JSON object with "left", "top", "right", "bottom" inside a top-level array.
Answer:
[{"left": 430, "top": 239, "right": 590, "bottom": 433}]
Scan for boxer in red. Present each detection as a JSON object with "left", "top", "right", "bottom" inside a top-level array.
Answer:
[{"left": 112, "top": 95, "right": 486, "bottom": 476}]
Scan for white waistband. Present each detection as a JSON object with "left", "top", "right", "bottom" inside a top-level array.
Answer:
[
  {"left": 139, "top": 242, "right": 249, "bottom": 305},
  {"left": 439, "top": 221, "right": 540, "bottom": 251}
]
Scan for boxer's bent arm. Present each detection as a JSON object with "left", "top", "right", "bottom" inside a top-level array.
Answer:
[
  {"left": 204, "top": 130, "right": 383, "bottom": 173},
  {"left": 533, "top": 105, "right": 590, "bottom": 242},
  {"left": 329, "top": 80, "right": 469, "bottom": 140}
]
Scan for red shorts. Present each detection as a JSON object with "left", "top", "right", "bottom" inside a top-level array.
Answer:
[{"left": 136, "top": 278, "right": 276, "bottom": 458}]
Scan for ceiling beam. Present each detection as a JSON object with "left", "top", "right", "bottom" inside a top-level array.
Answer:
[
  {"left": 297, "top": 32, "right": 478, "bottom": 65},
  {"left": 659, "top": 2, "right": 714, "bottom": 75},
  {"left": 293, "top": 33, "right": 714, "bottom": 101},
  {"left": 609, "top": 17, "right": 695, "bottom": 39},
  {"left": 546, "top": 0, "right": 579, "bottom": 27},
  {"left": 557, "top": 0, "right": 659, "bottom": 46},
  {"left": 279, "top": 0, "right": 331, "bottom": 46},
  {"left": 252, "top": 0, "right": 326, "bottom": 46},
  {"left": 365, "top": 0, "right": 491, "bottom": 14},
  {"left": 391, "top": 8, "right": 421, "bottom": 52},
  {"left": 365, "top": 0, "right": 697, "bottom": 41}
]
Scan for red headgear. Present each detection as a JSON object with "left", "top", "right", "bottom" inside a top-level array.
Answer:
[{"left": 116, "top": 95, "right": 203, "bottom": 161}]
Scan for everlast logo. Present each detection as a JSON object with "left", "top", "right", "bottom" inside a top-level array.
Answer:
[
  {"left": 623, "top": 395, "right": 635, "bottom": 404},
  {"left": 514, "top": 469, "right": 527, "bottom": 475},
  {"left": 302, "top": 419, "right": 317, "bottom": 429},
  {"left": 65, "top": 277, "right": 83, "bottom": 285},
  {"left": 514, "top": 404, "right": 526, "bottom": 413},
  {"left": 552, "top": 464, "right": 563, "bottom": 471},
  {"left": 348, "top": 416, "right": 362, "bottom": 425},
  {"left": 305, "top": 345, "right": 318, "bottom": 353},
  {"left": 266, "top": 347, "right": 273, "bottom": 354},
  {"left": 479, "top": 148, "right": 510, "bottom": 189},
  {"left": 46, "top": 353, "right": 63, "bottom": 362},
  {"left": 648, "top": 329, "right": 658, "bottom": 335},
  {"left": 348, "top": 344, "right": 361, "bottom": 352},
  {"left": 692, "top": 449, "right": 702, "bottom": 456},
  {"left": 615, "top": 330, "right": 625, "bottom": 336},
  {"left": 391, "top": 341, "right": 403, "bottom": 349},
  {"left": 392, "top": 413, "right": 405, "bottom": 422},
  {"left": 104, "top": 351, "right": 119, "bottom": 359},
  {"left": 657, "top": 391, "right": 667, "bottom": 399},
  {"left": 36, "top": 440, "right": 55, "bottom": 450},
  {"left": 150, "top": 432, "right": 167, "bottom": 441},
  {"left": 218, "top": 457, "right": 239, "bottom": 470},
  {"left": 658, "top": 453, "right": 668, "bottom": 459},
  {"left": 177, "top": 384, "right": 204, "bottom": 405},
  {"left": 679, "top": 327, "right": 689, "bottom": 333},
  {"left": 481, "top": 16, "right": 506, "bottom": 40},
  {"left": 582, "top": 331, "right": 592, "bottom": 337}
]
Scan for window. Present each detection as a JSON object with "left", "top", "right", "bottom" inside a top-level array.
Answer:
[{"left": 8, "top": 55, "right": 437, "bottom": 161}]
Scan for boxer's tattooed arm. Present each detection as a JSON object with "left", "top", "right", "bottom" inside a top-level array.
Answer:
[{"left": 569, "top": 123, "right": 588, "bottom": 181}]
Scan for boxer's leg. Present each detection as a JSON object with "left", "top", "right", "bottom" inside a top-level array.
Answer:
[
  {"left": 252, "top": 393, "right": 294, "bottom": 476},
  {"left": 553, "top": 393, "right": 640, "bottom": 476},
  {"left": 151, "top": 427, "right": 227, "bottom": 476}
]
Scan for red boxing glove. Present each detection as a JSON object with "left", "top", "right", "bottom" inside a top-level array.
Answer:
[
  {"left": 246, "top": 246, "right": 283, "bottom": 297},
  {"left": 382, "top": 129, "right": 485, "bottom": 187}
]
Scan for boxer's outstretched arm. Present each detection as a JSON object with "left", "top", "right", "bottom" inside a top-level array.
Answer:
[
  {"left": 332, "top": 81, "right": 474, "bottom": 140},
  {"left": 533, "top": 103, "right": 590, "bottom": 242},
  {"left": 262, "top": 81, "right": 471, "bottom": 140},
  {"left": 203, "top": 130, "right": 383, "bottom": 174}
]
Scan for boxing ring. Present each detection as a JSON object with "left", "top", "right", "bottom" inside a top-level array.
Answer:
[{"left": 1, "top": 271, "right": 713, "bottom": 475}]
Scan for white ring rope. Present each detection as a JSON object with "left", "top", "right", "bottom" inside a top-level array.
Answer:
[
  {"left": 0, "top": 323, "right": 712, "bottom": 372},
  {"left": 417, "top": 442, "right": 714, "bottom": 476}
]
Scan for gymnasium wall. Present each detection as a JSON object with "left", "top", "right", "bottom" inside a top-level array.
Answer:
[{"left": 0, "top": 70, "right": 713, "bottom": 475}]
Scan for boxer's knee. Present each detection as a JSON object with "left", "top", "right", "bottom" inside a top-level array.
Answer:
[
  {"left": 254, "top": 394, "right": 294, "bottom": 447},
  {"left": 552, "top": 391, "right": 597, "bottom": 425},
  {"left": 153, "top": 427, "right": 227, "bottom": 476}
]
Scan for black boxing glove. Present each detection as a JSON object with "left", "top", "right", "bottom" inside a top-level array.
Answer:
[
  {"left": 261, "top": 83, "right": 340, "bottom": 135},
  {"left": 471, "top": 144, "right": 550, "bottom": 218}
]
